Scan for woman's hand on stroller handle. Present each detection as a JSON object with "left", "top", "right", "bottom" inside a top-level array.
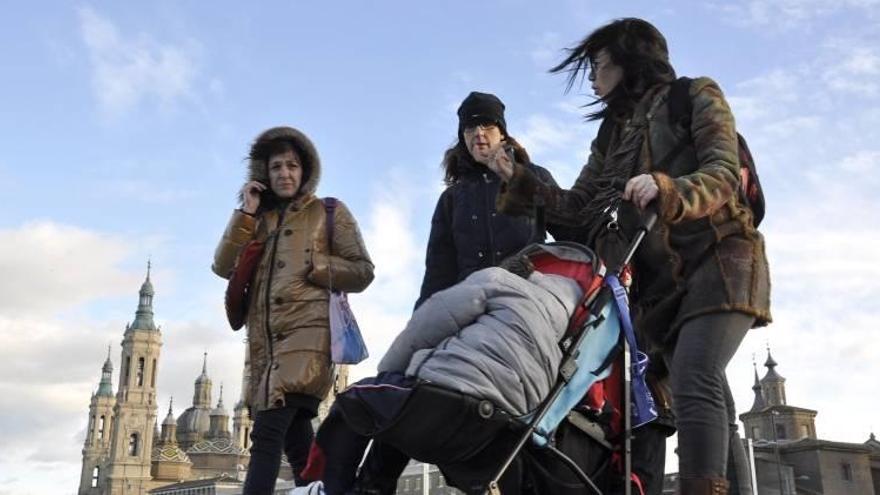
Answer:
[{"left": 622, "top": 173, "right": 659, "bottom": 210}]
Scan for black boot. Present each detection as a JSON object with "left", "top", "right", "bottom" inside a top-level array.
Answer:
[{"left": 679, "top": 477, "right": 729, "bottom": 495}]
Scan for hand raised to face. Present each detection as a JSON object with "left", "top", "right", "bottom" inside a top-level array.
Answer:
[
  {"left": 240, "top": 181, "right": 266, "bottom": 214},
  {"left": 484, "top": 144, "right": 515, "bottom": 181}
]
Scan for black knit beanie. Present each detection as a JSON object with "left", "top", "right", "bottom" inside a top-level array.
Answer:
[{"left": 457, "top": 92, "right": 507, "bottom": 135}]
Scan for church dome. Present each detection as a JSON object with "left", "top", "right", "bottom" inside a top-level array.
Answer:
[{"left": 176, "top": 406, "right": 211, "bottom": 437}]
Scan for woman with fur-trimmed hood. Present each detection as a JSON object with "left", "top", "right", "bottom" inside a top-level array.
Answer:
[
  {"left": 415, "top": 91, "right": 560, "bottom": 308},
  {"left": 212, "top": 126, "right": 374, "bottom": 494}
]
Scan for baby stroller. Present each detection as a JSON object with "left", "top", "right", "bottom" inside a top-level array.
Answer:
[
  {"left": 476, "top": 206, "right": 662, "bottom": 495},
  {"left": 307, "top": 209, "right": 662, "bottom": 495}
]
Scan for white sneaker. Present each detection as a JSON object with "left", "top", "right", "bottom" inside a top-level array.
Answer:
[{"left": 288, "top": 480, "right": 324, "bottom": 495}]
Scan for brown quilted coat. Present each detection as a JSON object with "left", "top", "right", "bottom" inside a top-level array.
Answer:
[
  {"left": 498, "top": 78, "right": 770, "bottom": 349},
  {"left": 213, "top": 127, "right": 374, "bottom": 412}
]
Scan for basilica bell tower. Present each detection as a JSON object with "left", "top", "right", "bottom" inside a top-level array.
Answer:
[
  {"left": 77, "top": 346, "right": 117, "bottom": 495},
  {"left": 104, "top": 263, "right": 163, "bottom": 495}
]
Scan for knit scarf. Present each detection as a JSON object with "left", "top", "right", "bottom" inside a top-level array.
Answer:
[{"left": 576, "top": 85, "right": 663, "bottom": 255}]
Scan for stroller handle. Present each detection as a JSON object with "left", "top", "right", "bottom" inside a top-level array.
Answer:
[{"left": 611, "top": 205, "right": 658, "bottom": 276}]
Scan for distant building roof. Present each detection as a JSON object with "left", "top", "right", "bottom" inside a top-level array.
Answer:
[{"left": 149, "top": 475, "right": 241, "bottom": 494}]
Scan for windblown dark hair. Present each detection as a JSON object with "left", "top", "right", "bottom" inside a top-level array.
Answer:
[
  {"left": 550, "top": 18, "right": 676, "bottom": 121},
  {"left": 441, "top": 137, "right": 530, "bottom": 186}
]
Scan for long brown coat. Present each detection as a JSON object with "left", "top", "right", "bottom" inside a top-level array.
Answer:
[
  {"left": 213, "top": 127, "right": 374, "bottom": 412},
  {"left": 498, "top": 78, "right": 770, "bottom": 348}
]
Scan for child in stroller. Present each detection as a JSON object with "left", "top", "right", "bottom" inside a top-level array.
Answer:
[{"left": 300, "top": 245, "right": 588, "bottom": 494}]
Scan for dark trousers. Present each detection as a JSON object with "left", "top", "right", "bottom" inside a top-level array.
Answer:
[
  {"left": 664, "top": 312, "right": 753, "bottom": 480},
  {"left": 316, "top": 373, "right": 525, "bottom": 495},
  {"left": 318, "top": 407, "right": 410, "bottom": 495},
  {"left": 243, "top": 404, "right": 315, "bottom": 495}
]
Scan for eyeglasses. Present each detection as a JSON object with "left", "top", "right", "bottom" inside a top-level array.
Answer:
[{"left": 463, "top": 123, "right": 499, "bottom": 135}]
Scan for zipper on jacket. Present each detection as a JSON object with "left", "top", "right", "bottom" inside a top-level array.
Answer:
[
  {"left": 262, "top": 207, "right": 287, "bottom": 406},
  {"left": 483, "top": 173, "right": 497, "bottom": 265}
]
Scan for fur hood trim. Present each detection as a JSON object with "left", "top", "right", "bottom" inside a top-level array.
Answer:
[{"left": 247, "top": 126, "right": 322, "bottom": 198}]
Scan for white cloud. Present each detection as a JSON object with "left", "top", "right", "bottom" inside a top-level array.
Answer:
[
  {"left": 554, "top": 99, "right": 588, "bottom": 116},
  {"left": 528, "top": 32, "right": 565, "bottom": 67},
  {"left": 515, "top": 114, "right": 583, "bottom": 156},
  {"left": 835, "top": 150, "right": 880, "bottom": 174},
  {"left": 77, "top": 6, "right": 200, "bottom": 117},
  {"left": 758, "top": 115, "right": 821, "bottom": 140},
  {"left": 712, "top": 0, "right": 878, "bottom": 28},
  {"left": 0, "top": 221, "right": 219, "bottom": 493},
  {"left": 347, "top": 180, "right": 426, "bottom": 380},
  {"left": 841, "top": 47, "right": 880, "bottom": 75},
  {"left": 736, "top": 70, "right": 801, "bottom": 103},
  {"left": 0, "top": 221, "right": 141, "bottom": 316},
  {"left": 822, "top": 43, "right": 880, "bottom": 98},
  {"left": 97, "top": 179, "right": 200, "bottom": 205}
]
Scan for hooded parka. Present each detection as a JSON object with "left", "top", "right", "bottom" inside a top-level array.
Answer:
[{"left": 213, "top": 127, "right": 374, "bottom": 413}]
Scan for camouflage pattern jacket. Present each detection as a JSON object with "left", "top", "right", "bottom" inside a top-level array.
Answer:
[{"left": 497, "top": 78, "right": 770, "bottom": 348}]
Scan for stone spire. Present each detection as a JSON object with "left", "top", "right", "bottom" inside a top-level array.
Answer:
[
  {"left": 749, "top": 359, "right": 765, "bottom": 412},
  {"left": 193, "top": 352, "right": 212, "bottom": 408},
  {"left": 96, "top": 344, "right": 114, "bottom": 397},
  {"left": 232, "top": 343, "right": 253, "bottom": 451},
  {"left": 164, "top": 398, "right": 175, "bottom": 422},
  {"left": 160, "top": 398, "right": 178, "bottom": 444},
  {"left": 208, "top": 384, "right": 231, "bottom": 440},
  {"left": 216, "top": 384, "right": 225, "bottom": 411},
  {"left": 236, "top": 343, "right": 250, "bottom": 410},
  {"left": 129, "top": 261, "right": 157, "bottom": 332},
  {"left": 760, "top": 344, "right": 787, "bottom": 406}
]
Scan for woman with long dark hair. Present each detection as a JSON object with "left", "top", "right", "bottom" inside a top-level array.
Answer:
[
  {"left": 485, "top": 18, "right": 771, "bottom": 495},
  {"left": 415, "top": 91, "right": 558, "bottom": 308}
]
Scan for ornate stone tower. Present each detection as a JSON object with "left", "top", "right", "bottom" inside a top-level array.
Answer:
[
  {"left": 207, "top": 385, "right": 232, "bottom": 441},
  {"left": 104, "top": 263, "right": 163, "bottom": 495},
  {"left": 78, "top": 346, "right": 117, "bottom": 495},
  {"left": 760, "top": 348, "right": 787, "bottom": 407},
  {"left": 740, "top": 347, "right": 818, "bottom": 442},
  {"left": 176, "top": 353, "right": 213, "bottom": 450},
  {"left": 188, "top": 384, "right": 250, "bottom": 479},
  {"left": 150, "top": 399, "right": 192, "bottom": 483}
]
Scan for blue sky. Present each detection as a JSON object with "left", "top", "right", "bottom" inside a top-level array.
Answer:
[{"left": 2, "top": 1, "right": 880, "bottom": 494}]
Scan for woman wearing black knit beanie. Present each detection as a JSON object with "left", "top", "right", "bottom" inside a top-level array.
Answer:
[
  {"left": 343, "top": 91, "right": 561, "bottom": 494},
  {"left": 413, "top": 90, "right": 561, "bottom": 308}
]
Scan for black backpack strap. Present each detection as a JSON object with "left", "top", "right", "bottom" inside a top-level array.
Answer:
[
  {"left": 667, "top": 76, "right": 694, "bottom": 127},
  {"left": 653, "top": 77, "right": 694, "bottom": 172},
  {"left": 596, "top": 116, "right": 615, "bottom": 157}
]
